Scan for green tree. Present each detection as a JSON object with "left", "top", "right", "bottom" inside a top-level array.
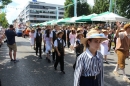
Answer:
[
  {"left": 92, "top": 0, "right": 109, "bottom": 14},
  {"left": 77, "top": 1, "right": 91, "bottom": 16},
  {"left": 0, "top": 13, "right": 9, "bottom": 28},
  {"left": 64, "top": 0, "right": 91, "bottom": 18},
  {"left": 116, "top": 0, "right": 130, "bottom": 18},
  {"left": 0, "top": 0, "right": 12, "bottom": 8}
]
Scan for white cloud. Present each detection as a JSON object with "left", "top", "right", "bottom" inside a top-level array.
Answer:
[{"left": 6, "top": 0, "right": 94, "bottom": 24}]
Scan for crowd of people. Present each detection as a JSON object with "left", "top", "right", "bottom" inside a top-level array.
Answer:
[{"left": 1, "top": 22, "right": 130, "bottom": 86}]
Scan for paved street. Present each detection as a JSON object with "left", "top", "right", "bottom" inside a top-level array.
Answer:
[{"left": 0, "top": 37, "right": 130, "bottom": 86}]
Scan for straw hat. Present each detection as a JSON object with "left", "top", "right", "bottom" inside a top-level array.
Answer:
[
  {"left": 123, "top": 24, "right": 130, "bottom": 30},
  {"left": 71, "top": 28, "right": 75, "bottom": 30},
  {"left": 56, "top": 31, "right": 64, "bottom": 37},
  {"left": 77, "top": 28, "right": 83, "bottom": 31},
  {"left": 120, "top": 28, "right": 124, "bottom": 32},
  {"left": 80, "top": 29, "right": 107, "bottom": 46},
  {"left": 102, "top": 29, "right": 108, "bottom": 32},
  {"left": 76, "top": 33, "right": 84, "bottom": 38}
]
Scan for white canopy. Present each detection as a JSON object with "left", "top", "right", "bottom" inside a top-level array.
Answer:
[{"left": 91, "top": 12, "right": 129, "bottom": 22}]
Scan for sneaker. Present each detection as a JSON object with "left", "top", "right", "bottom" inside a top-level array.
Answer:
[
  {"left": 113, "top": 71, "right": 120, "bottom": 77},
  {"left": 104, "top": 61, "right": 109, "bottom": 64},
  {"left": 14, "top": 60, "right": 19, "bottom": 63},
  {"left": 61, "top": 71, "right": 65, "bottom": 74},
  {"left": 11, "top": 59, "right": 14, "bottom": 61},
  {"left": 48, "top": 59, "right": 51, "bottom": 63},
  {"left": 39, "top": 57, "right": 42, "bottom": 59},
  {"left": 54, "top": 67, "right": 57, "bottom": 70},
  {"left": 123, "top": 76, "right": 130, "bottom": 83}
]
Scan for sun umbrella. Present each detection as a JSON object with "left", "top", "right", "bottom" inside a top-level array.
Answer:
[
  {"left": 76, "top": 13, "right": 98, "bottom": 22},
  {"left": 91, "top": 12, "right": 129, "bottom": 22},
  {"left": 68, "top": 17, "right": 78, "bottom": 23},
  {"left": 56, "top": 18, "right": 71, "bottom": 24}
]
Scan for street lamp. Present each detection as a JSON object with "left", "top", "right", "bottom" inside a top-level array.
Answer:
[{"left": 56, "top": 0, "right": 79, "bottom": 20}]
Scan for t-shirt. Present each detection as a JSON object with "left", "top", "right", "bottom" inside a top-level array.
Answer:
[{"left": 5, "top": 30, "right": 17, "bottom": 45}]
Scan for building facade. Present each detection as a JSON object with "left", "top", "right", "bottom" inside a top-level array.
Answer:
[{"left": 16, "top": 1, "right": 64, "bottom": 26}]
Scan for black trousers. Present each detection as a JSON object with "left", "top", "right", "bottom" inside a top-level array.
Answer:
[
  {"left": 52, "top": 51, "right": 56, "bottom": 61},
  {"left": 43, "top": 44, "right": 46, "bottom": 52},
  {"left": 54, "top": 52, "right": 64, "bottom": 71},
  {"left": 73, "top": 54, "right": 80, "bottom": 70},
  {"left": 67, "top": 40, "right": 70, "bottom": 48},
  {"left": 36, "top": 43, "right": 42, "bottom": 57}
]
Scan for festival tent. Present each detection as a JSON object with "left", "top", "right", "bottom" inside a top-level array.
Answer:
[
  {"left": 91, "top": 12, "right": 129, "bottom": 22},
  {"left": 55, "top": 18, "right": 71, "bottom": 24},
  {"left": 76, "top": 13, "right": 98, "bottom": 22}
]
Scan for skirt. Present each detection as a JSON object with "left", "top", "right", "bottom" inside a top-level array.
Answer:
[
  {"left": 45, "top": 41, "right": 52, "bottom": 53},
  {"left": 80, "top": 76, "right": 99, "bottom": 86},
  {"left": 30, "top": 38, "right": 34, "bottom": 45}
]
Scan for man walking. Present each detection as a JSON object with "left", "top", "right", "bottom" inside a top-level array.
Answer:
[
  {"left": 34, "top": 28, "right": 42, "bottom": 59},
  {"left": 113, "top": 22, "right": 130, "bottom": 83},
  {"left": 5, "top": 25, "right": 18, "bottom": 63}
]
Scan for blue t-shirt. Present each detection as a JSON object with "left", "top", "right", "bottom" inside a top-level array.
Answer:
[{"left": 5, "top": 30, "right": 17, "bottom": 45}]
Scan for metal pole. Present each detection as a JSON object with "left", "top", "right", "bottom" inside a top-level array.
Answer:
[
  {"left": 109, "top": 0, "right": 112, "bottom": 12},
  {"left": 74, "top": 0, "right": 77, "bottom": 17},
  {"left": 114, "top": 0, "right": 116, "bottom": 13},
  {"left": 56, "top": 6, "right": 59, "bottom": 20}
]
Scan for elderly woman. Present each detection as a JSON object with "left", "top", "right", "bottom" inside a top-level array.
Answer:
[{"left": 74, "top": 29, "right": 107, "bottom": 86}]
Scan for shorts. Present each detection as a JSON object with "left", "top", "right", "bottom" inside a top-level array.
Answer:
[
  {"left": 116, "top": 50, "right": 129, "bottom": 69},
  {"left": 7, "top": 43, "right": 17, "bottom": 52}
]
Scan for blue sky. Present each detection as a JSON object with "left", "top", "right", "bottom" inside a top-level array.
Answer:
[{"left": 5, "top": 0, "right": 94, "bottom": 24}]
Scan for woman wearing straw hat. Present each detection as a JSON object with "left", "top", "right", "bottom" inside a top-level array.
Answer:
[
  {"left": 100, "top": 29, "right": 109, "bottom": 63},
  {"left": 74, "top": 29, "right": 107, "bottom": 86},
  {"left": 69, "top": 27, "right": 76, "bottom": 52}
]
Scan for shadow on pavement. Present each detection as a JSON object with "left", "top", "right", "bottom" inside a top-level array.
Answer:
[
  {"left": 0, "top": 42, "right": 130, "bottom": 86},
  {"left": 104, "top": 65, "right": 130, "bottom": 86},
  {"left": 0, "top": 53, "right": 74, "bottom": 86}
]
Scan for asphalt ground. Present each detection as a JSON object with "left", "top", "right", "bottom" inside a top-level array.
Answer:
[{"left": 0, "top": 37, "right": 130, "bottom": 86}]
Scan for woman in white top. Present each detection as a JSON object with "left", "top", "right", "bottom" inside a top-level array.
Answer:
[
  {"left": 69, "top": 28, "right": 76, "bottom": 52},
  {"left": 43, "top": 29, "right": 52, "bottom": 63},
  {"left": 100, "top": 29, "right": 109, "bottom": 63},
  {"left": 29, "top": 29, "right": 35, "bottom": 48}
]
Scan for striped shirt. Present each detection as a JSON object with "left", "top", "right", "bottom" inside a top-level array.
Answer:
[{"left": 74, "top": 48, "right": 104, "bottom": 86}]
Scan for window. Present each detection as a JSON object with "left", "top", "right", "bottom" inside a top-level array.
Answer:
[
  {"left": 30, "top": 5, "right": 39, "bottom": 9},
  {"left": 59, "top": 12, "right": 64, "bottom": 15}
]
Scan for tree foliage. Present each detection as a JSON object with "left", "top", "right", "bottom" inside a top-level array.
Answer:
[
  {"left": 92, "top": 0, "right": 109, "bottom": 14},
  {"left": 0, "top": 13, "right": 9, "bottom": 28},
  {"left": 0, "top": 0, "right": 12, "bottom": 8},
  {"left": 64, "top": 0, "right": 91, "bottom": 18},
  {"left": 116, "top": 0, "right": 130, "bottom": 18}
]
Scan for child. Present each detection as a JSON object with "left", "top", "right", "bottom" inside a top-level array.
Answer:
[
  {"left": 73, "top": 33, "right": 84, "bottom": 70},
  {"left": 74, "top": 29, "right": 107, "bottom": 86},
  {"left": 54, "top": 31, "right": 66, "bottom": 74}
]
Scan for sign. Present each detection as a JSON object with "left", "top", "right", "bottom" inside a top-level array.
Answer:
[{"left": 32, "top": 0, "right": 37, "bottom": 2}]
